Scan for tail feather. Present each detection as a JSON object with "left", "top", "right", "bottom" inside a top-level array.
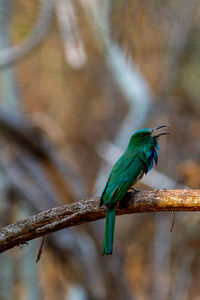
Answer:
[{"left": 103, "top": 208, "right": 116, "bottom": 255}]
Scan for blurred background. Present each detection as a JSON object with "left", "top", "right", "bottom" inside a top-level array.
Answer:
[{"left": 0, "top": 0, "right": 200, "bottom": 299}]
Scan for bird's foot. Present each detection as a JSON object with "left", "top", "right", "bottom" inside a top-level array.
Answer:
[
  {"left": 129, "top": 187, "right": 141, "bottom": 193},
  {"left": 119, "top": 188, "right": 141, "bottom": 209}
]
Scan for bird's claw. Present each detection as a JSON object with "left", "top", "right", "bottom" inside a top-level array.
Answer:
[{"left": 130, "top": 187, "right": 141, "bottom": 193}]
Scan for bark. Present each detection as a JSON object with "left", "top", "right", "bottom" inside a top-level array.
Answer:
[{"left": 0, "top": 189, "right": 199, "bottom": 253}]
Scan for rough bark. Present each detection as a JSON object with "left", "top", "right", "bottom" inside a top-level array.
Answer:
[{"left": 0, "top": 189, "right": 199, "bottom": 253}]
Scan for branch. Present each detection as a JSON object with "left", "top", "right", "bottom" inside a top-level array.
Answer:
[
  {"left": 0, "top": 0, "right": 54, "bottom": 69},
  {"left": 0, "top": 109, "right": 87, "bottom": 199},
  {"left": 0, "top": 190, "right": 199, "bottom": 253}
]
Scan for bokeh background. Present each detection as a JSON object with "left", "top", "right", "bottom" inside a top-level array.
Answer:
[{"left": 0, "top": 0, "right": 200, "bottom": 299}]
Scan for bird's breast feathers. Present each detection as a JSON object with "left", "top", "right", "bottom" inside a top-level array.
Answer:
[{"left": 101, "top": 146, "right": 158, "bottom": 207}]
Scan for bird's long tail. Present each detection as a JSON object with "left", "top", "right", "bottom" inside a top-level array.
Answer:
[{"left": 103, "top": 207, "right": 116, "bottom": 255}]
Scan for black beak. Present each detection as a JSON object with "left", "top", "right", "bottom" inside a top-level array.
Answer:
[
  {"left": 153, "top": 124, "right": 169, "bottom": 131},
  {"left": 152, "top": 124, "right": 172, "bottom": 138},
  {"left": 153, "top": 132, "right": 172, "bottom": 138}
]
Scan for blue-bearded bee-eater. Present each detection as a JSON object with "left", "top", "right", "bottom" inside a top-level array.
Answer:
[{"left": 100, "top": 125, "right": 170, "bottom": 255}]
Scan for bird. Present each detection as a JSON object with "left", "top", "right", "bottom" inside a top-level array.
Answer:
[{"left": 100, "top": 124, "right": 170, "bottom": 255}]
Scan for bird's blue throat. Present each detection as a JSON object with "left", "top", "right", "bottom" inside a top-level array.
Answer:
[{"left": 146, "top": 143, "right": 160, "bottom": 173}]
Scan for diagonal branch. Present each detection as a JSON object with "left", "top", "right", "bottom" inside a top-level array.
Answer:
[
  {"left": 0, "top": 189, "right": 199, "bottom": 253},
  {"left": 0, "top": 0, "right": 54, "bottom": 69}
]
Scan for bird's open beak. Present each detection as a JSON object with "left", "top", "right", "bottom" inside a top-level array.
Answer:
[{"left": 151, "top": 124, "right": 172, "bottom": 138}]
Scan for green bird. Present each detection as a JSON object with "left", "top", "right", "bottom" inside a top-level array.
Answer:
[{"left": 100, "top": 124, "right": 170, "bottom": 255}]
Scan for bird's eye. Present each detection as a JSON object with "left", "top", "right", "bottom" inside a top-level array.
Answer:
[{"left": 140, "top": 133, "right": 146, "bottom": 138}]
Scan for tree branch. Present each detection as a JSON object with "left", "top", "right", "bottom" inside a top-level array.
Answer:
[
  {"left": 0, "top": 0, "right": 54, "bottom": 69},
  {"left": 0, "top": 189, "right": 199, "bottom": 253}
]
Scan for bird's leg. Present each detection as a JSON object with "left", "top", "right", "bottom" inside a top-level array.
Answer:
[{"left": 129, "top": 186, "right": 141, "bottom": 193}]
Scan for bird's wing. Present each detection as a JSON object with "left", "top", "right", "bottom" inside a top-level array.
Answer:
[{"left": 101, "top": 153, "right": 144, "bottom": 208}]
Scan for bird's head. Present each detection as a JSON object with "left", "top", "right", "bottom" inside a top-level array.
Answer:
[
  {"left": 128, "top": 124, "right": 171, "bottom": 147},
  {"left": 128, "top": 124, "right": 171, "bottom": 173}
]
